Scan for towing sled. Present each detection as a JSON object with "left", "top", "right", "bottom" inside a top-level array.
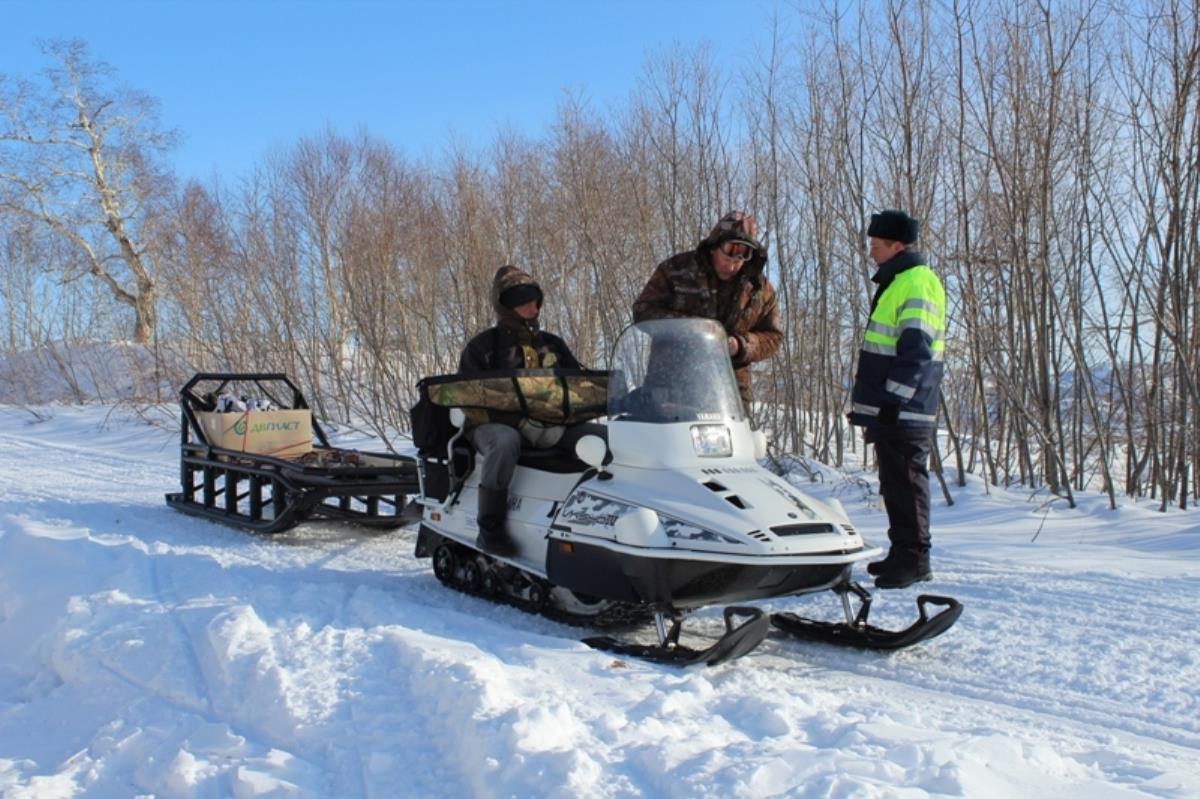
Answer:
[
  {"left": 412, "top": 319, "right": 961, "bottom": 666},
  {"left": 166, "top": 373, "right": 419, "bottom": 533}
]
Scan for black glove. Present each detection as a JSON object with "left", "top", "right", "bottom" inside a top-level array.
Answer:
[{"left": 878, "top": 403, "right": 900, "bottom": 425}]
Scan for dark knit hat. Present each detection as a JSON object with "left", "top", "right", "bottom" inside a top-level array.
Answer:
[
  {"left": 499, "top": 282, "right": 542, "bottom": 309},
  {"left": 867, "top": 210, "right": 919, "bottom": 244}
]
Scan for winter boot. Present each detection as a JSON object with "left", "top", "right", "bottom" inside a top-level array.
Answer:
[
  {"left": 866, "top": 549, "right": 898, "bottom": 576},
  {"left": 874, "top": 549, "right": 932, "bottom": 590},
  {"left": 475, "top": 486, "right": 516, "bottom": 558}
]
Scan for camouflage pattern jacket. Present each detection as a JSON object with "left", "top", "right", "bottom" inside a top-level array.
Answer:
[
  {"left": 458, "top": 265, "right": 581, "bottom": 427},
  {"left": 632, "top": 233, "right": 783, "bottom": 410}
]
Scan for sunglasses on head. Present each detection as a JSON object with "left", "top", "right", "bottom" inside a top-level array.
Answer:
[{"left": 718, "top": 241, "right": 753, "bottom": 261}]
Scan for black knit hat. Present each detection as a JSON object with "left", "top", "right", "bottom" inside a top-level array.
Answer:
[{"left": 867, "top": 210, "right": 919, "bottom": 244}]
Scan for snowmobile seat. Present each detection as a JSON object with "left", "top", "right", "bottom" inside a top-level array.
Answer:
[
  {"left": 448, "top": 434, "right": 588, "bottom": 475},
  {"left": 516, "top": 447, "right": 590, "bottom": 474}
]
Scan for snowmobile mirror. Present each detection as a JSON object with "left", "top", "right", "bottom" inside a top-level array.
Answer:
[
  {"left": 753, "top": 430, "right": 768, "bottom": 460},
  {"left": 449, "top": 408, "right": 466, "bottom": 429},
  {"left": 575, "top": 434, "right": 608, "bottom": 473}
]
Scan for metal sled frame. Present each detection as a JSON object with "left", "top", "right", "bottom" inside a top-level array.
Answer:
[{"left": 165, "top": 372, "right": 419, "bottom": 533}]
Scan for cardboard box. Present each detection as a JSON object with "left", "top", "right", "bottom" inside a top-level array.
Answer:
[{"left": 198, "top": 409, "right": 313, "bottom": 458}]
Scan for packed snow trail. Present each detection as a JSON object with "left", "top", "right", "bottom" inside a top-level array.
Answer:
[{"left": 1, "top": 406, "right": 1198, "bottom": 798}]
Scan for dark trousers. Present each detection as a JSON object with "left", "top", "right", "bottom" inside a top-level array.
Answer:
[
  {"left": 872, "top": 434, "right": 933, "bottom": 554},
  {"left": 465, "top": 424, "right": 523, "bottom": 492}
]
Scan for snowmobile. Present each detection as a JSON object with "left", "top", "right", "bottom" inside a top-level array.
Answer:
[{"left": 411, "top": 318, "right": 961, "bottom": 666}]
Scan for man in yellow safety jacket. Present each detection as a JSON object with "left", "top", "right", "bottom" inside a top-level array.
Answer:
[{"left": 847, "top": 210, "right": 946, "bottom": 589}]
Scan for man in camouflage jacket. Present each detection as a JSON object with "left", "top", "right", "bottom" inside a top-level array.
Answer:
[
  {"left": 460, "top": 265, "right": 580, "bottom": 383},
  {"left": 632, "top": 211, "right": 783, "bottom": 413}
]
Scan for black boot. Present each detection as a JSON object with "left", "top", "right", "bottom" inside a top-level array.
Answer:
[
  {"left": 476, "top": 486, "right": 516, "bottom": 557},
  {"left": 874, "top": 549, "right": 932, "bottom": 589},
  {"left": 866, "top": 549, "right": 898, "bottom": 576}
]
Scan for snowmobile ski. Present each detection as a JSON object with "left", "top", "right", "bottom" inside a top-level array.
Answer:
[
  {"left": 583, "top": 606, "right": 770, "bottom": 667},
  {"left": 771, "top": 582, "right": 962, "bottom": 650}
]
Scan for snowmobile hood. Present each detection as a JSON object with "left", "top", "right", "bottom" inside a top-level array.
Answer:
[{"left": 552, "top": 464, "right": 865, "bottom": 563}]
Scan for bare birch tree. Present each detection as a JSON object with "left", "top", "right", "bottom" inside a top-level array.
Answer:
[{"left": 0, "top": 39, "right": 175, "bottom": 344}]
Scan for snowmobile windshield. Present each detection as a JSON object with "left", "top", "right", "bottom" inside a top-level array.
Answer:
[{"left": 607, "top": 318, "right": 745, "bottom": 423}]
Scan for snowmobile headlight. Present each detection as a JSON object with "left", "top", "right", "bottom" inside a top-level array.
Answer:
[{"left": 691, "top": 424, "right": 732, "bottom": 457}]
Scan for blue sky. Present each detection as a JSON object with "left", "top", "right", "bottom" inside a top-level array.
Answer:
[{"left": 4, "top": 0, "right": 776, "bottom": 182}]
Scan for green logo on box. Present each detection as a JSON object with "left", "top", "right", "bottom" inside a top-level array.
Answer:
[{"left": 228, "top": 416, "right": 301, "bottom": 436}]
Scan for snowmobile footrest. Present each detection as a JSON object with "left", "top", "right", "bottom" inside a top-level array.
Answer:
[
  {"left": 771, "top": 594, "right": 962, "bottom": 650},
  {"left": 583, "top": 606, "right": 769, "bottom": 667}
]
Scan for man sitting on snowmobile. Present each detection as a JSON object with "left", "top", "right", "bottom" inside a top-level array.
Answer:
[{"left": 458, "top": 265, "right": 603, "bottom": 557}]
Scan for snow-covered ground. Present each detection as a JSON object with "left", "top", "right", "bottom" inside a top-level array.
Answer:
[{"left": 1, "top": 404, "right": 1198, "bottom": 798}]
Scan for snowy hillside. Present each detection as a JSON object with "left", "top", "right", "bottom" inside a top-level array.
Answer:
[
  {"left": 0, "top": 343, "right": 174, "bottom": 406},
  {"left": 1, "top": 404, "right": 1198, "bottom": 798}
]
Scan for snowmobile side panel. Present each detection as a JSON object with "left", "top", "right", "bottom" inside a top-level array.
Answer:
[
  {"left": 547, "top": 538, "right": 852, "bottom": 609},
  {"left": 544, "top": 539, "right": 643, "bottom": 603}
]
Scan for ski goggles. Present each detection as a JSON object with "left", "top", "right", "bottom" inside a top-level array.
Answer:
[{"left": 717, "top": 241, "right": 754, "bottom": 261}]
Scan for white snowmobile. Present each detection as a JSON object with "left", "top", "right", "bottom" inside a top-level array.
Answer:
[{"left": 412, "top": 318, "right": 960, "bottom": 666}]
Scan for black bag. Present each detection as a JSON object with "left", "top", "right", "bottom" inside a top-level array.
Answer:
[{"left": 409, "top": 380, "right": 453, "bottom": 454}]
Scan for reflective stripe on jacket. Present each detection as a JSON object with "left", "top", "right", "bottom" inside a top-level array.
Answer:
[{"left": 849, "top": 250, "right": 945, "bottom": 431}]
